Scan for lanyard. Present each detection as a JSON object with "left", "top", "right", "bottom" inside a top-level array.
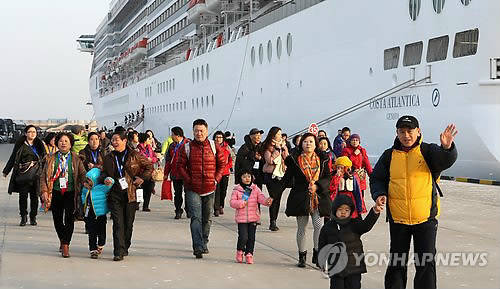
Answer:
[
  {"left": 30, "top": 145, "right": 39, "bottom": 159},
  {"left": 115, "top": 151, "right": 128, "bottom": 178},
  {"left": 91, "top": 150, "right": 98, "bottom": 163},
  {"left": 58, "top": 152, "right": 70, "bottom": 176},
  {"left": 173, "top": 139, "right": 184, "bottom": 155}
]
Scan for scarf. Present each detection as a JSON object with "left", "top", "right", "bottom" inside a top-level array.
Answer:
[{"left": 298, "top": 152, "right": 321, "bottom": 213}]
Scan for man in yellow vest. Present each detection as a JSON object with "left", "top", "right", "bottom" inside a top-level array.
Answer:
[{"left": 370, "top": 115, "right": 458, "bottom": 289}]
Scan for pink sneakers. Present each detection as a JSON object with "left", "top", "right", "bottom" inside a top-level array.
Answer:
[
  {"left": 236, "top": 250, "right": 244, "bottom": 263},
  {"left": 245, "top": 253, "right": 254, "bottom": 264}
]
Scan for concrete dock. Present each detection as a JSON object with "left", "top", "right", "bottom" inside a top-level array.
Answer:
[{"left": 0, "top": 144, "right": 498, "bottom": 289}]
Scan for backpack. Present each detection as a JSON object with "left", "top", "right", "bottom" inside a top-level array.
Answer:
[{"left": 184, "top": 140, "right": 216, "bottom": 159}]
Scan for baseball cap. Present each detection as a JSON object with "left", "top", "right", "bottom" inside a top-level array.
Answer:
[
  {"left": 249, "top": 128, "right": 264, "bottom": 135},
  {"left": 396, "top": 115, "right": 419, "bottom": 129}
]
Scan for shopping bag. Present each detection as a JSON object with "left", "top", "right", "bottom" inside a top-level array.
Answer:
[{"left": 161, "top": 179, "right": 173, "bottom": 200}]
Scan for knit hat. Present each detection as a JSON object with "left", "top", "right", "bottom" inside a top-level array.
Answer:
[
  {"left": 335, "top": 156, "right": 352, "bottom": 168},
  {"left": 331, "top": 194, "right": 355, "bottom": 223},
  {"left": 349, "top": 134, "right": 360, "bottom": 141}
]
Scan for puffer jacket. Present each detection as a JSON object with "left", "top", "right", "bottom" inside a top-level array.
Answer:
[
  {"left": 177, "top": 138, "right": 225, "bottom": 195},
  {"left": 72, "top": 134, "right": 88, "bottom": 154},
  {"left": 230, "top": 184, "right": 270, "bottom": 223},
  {"left": 219, "top": 142, "right": 233, "bottom": 176},
  {"left": 100, "top": 149, "right": 153, "bottom": 203},
  {"left": 40, "top": 151, "right": 87, "bottom": 214},
  {"left": 341, "top": 144, "right": 372, "bottom": 191},
  {"left": 81, "top": 168, "right": 114, "bottom": 217}
]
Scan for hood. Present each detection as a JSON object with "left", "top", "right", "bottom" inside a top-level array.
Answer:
[
  {"left": 244, "top": 135, "right": 252, "bottom": 146},
  {"left": 85, "top": 168, "right": 101, "bottom": 188},
  {"left": 331, "top": 194, "right": 355, "bottom": 217}
]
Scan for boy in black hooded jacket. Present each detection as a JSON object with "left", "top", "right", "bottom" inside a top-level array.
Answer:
[{"left": 318, "top": 194, "right": 383, "bottom": 289}]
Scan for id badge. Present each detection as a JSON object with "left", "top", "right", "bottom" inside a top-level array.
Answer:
[
  {"left": 253, "top": 162, "right": 259, "bottom": 169},
  {"left": 59, "top": 178, "right": 67, "bottom": 189},
  {"left": 136, "top": 188, "right": 144, "bottom": 203},
  {"left": 119, "top": 178, "right": 128, "bottom": 190}
]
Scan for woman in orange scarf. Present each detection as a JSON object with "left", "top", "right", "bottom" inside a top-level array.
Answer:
[{"left": 283, "top": 133, "right": 332, "bottom": 268}]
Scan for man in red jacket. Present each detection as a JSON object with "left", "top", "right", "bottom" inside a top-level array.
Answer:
[{"left": 177, "top": 119, "right": 225, "bottom": 259}]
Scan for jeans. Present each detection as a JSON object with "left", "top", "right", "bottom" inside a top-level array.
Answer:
[
  {"left": 51, "top": 191, "right": 75, "bottom": 245},
  {"left": 237, "top": 222, "right": 257, "bottom": 254},
  {"left": 19, "top": 191, "right": 38, "bottom": 218},
  {"left": 185, "top": 191, "right": 214, "bottom": 253},
  {"left": 385, "top": 219, "right": 438, "bottom": 289}
]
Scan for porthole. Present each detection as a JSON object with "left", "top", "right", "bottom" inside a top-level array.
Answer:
[
  {"left": 276, "top": 37, "right": 282, "bottom": 59},
  {"left": 206, "top": 64, "right": 210, "bottom": 79},
  {"left": 461, "top": 0, "right": 471, "bottom": 5},
  {"left": 196, "top": 67, "right": 199, "bottom": 82},
  {"left": 433, "top": 0, "right": 445, "bottom": 14},
  {"left": 173, "top": 79, "right": 175, "bottom": 90},
  {"left": 267, "top": 40, "right": 272, "bottom": 62},
  {"left": 192, "top": 69, "right": 195, "bottom": 83},
  {"left": 286, "top": 33, "right": 292, "bottom": 56},
  {"left": 251, "top": 47, "right": 256, "bottom": 66},
  {"left": 409, "top": 0, "right": 421, "bottom": 21},
  {"left": 206, "top": 95, "right": 209, "bottom": 106},
  {"left": 201, "top": 65, "right": 205, "bottom": 80},
  {"left": 169, "top": 79, "right": 172, "bottom": 90},
  {"left": 259, "top": 44, "right": 264, "bottom": 64},
  {"left": 211, "top": 95, "right": 214, "bottom": 106}
]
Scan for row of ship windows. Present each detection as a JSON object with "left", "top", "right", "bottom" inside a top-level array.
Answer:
[
  {"left": 384, "top": 28, "right": 479, "bottom": 70},
  {"left": 146, "top": 95, "right": 215, "bottom": 114},
  {"left": 251, "top": 33, "right": 293, "bottom": 66},
  {"left": 157, "top": 79, "right": 176, "bottom": 94},
  {"left": 147, "top": 0, "right": 188, "bottom": 33},
  {"left": 149, "top": 17, "right": 189, "bottom": 50},
  {"left": 192, "top": 64, "right": 210, "bottom": 83},
  {"left": 410, "top": 0, "right": 472, "bottom": 21}
]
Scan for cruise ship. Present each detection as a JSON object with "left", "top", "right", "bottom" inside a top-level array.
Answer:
[{"left": 78, "top": 0, "right": 500, "bottom": 180}]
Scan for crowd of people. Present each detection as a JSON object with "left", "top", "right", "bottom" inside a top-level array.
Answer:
[{"left": 2, "top": 116, "right": 458, "bottom": 289}]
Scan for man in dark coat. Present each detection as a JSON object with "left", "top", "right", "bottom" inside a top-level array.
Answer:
[{"left": 235, "top": 128, "right": 264, "bottom": 188}]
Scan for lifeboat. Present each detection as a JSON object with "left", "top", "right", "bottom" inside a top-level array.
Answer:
[
  {"left": 205, "top": 0, "right": 221, "bottom": 13},
  {"left": 187, "top": 0, "right": 214, "bottom": 23}
]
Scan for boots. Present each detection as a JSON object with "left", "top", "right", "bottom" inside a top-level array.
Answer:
[
  {"left": 312, "top": 249, "right": 319, "bottom": 267},
  {"left": 19, "top": 215, "right": 27, "bottom": 226},
  {"left": 61, "top": 244, "right": 70, "bottom": 258},
  {"left": 269, "top": 220, "right": 279, "bottom": 231},
  {"left": 298, "top": 251, "right": 307, "bottom": 268}
]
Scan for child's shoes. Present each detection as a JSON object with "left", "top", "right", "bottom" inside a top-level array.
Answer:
[
  {"left": 236, "top": 250, "right": 244, "bottom": 263},
  {"left": 245, "top": 253, "right": 253, "bottom": 264}
]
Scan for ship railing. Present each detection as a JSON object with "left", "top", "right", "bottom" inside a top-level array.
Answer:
[{"left": 289, "top": 73, "right": 431, "bottom": 137}]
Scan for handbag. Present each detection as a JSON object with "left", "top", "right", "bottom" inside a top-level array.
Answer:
[
  {"left": 152, "top": 164, "right": 164, "bottom": 182},
  {"left": 15, "top": 161, "right": 40, "bottom": 184},
  {"left": 161, "top": 179, "right": 173, "bottom": 200}
]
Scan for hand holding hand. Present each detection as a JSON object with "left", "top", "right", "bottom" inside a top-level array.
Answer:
[
  {"left": 2, "top": 173, "right": 7, "bottom": 178},
  {"left": 266, "top": 197, "right": 273, "bottom": 206},
  {"left": 133, "top": 177, "right": 144, "bottom": 186},
  {"left": 373, "top": 204, "right": 384, "bottom": 214},
  {"left": 376, "top": 196, "right": 386, "bottom": 207},
  {"left": 88, "top": 163, "right": 94, "bottom": 169},
  {"left": 104, "top": 178, "right": 113, "bottom": 186},
  {"left": 440, "top": 124, "right": 458, "bottom": 150}
]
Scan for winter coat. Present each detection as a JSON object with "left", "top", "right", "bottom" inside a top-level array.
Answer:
[
  {"left": 370, "top": 136, "right": 457, "bottom": 225},
  {"left": 333, "top": 134, "right": 346, "bottom": 158},
  {"left": 164, "top": 138, "right": 189, "bottom": 180},
  {"left": 219, "top": 142, "right": 233, "bottom": 176},
  {"left": 177, "top": 138, "right": 225, "bottom": 195},
  {"left": 263, "top": 145, "right": 288, "bottom": 175},
  {"left": 79, "top": 145, "right": 104, "bottom": 171},
  {"left": 100, "top": 149, "right": 153, "bottom": 203},
  {"left": 137, "top": 143, "right": 159, "bottom": 164},
  {"left": 330, "top": 173, "right": 366, "bottom": 219},
  {"left": 81, "top": 168, "right": 114, "bottom": 217},
  {"left": 282, "top": 151, "right": 332, "bottom": 217},
  {"left": 71, "top": 134, "right": 88, "bottom": 154},
  {"left": 319, "top": 205, "right": 379, "bottom": 277},
  {"left": 3, "top": 136, "right": 46, "bottom": 194},
  {"left": 235, "top": 135, "right": 263, "bottom": 184},
  {"left": 341, "top": 145, "right": 372, "bottom": 191},
  {"left": 230, "top": 184, "right": 270, "bottom": 223},
  {"left": 40, "top": 151, "right": 87, "bottom": 215}
]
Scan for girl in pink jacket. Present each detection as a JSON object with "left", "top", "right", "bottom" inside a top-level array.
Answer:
[{"left": 230, "top": 169, "right": 273, "bottom": 264}]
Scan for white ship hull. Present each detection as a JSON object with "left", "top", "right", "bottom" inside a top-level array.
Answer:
[{"left": 90, "top": 0, "right": 500, "bottom": 180}]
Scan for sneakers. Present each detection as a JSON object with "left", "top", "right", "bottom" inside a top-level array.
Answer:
[
  {"left": 245, "top": 253, "right": 254, "bottom": 264},
  {"left": 90, "top": 250, "right": 99, "bottom": 259},
  {"left": 97, "top": 246, "right": 104, "bottom": 255},
  {"left": 235, "top": 250, "right": 244, "bottom": 263}
]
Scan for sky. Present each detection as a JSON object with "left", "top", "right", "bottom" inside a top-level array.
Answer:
[{"left": 0, "top": 0, "right": 110, "bottom": 121}]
